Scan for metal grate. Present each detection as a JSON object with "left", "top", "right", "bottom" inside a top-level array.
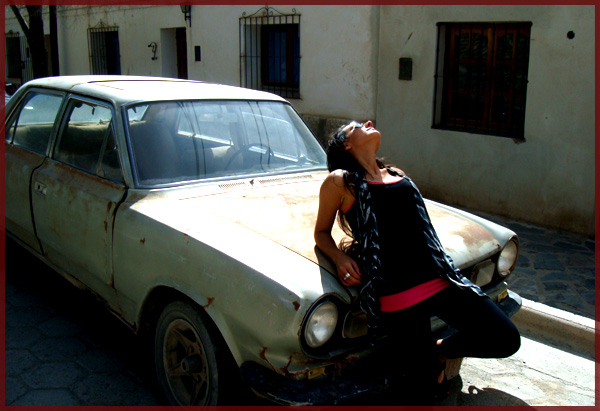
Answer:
[
  {"left": 239, "top": 6, "right": 301, "bottom": 99},
  {"left": 218, "top": 181, "right": 250, "bottom": 190},
  {"left": 88, "top": 23, "right": 121, "bottom": 75},
  {"left": 258, "top": 174, "right": 315, "bottom": 185}
]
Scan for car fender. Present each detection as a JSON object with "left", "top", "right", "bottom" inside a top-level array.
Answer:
[{"left": 112, "top": 196, "right": 351, "bottom": 372}]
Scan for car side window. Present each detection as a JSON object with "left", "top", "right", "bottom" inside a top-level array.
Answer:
[
  {"left": 7, "top": 92, "right": 64, "bottom": 154},
  {"left": 97, "top": 127, "right": 124, "bottom": 182},
  {"left": 54, "top": 99, "right": 123, "bottom": 182}
]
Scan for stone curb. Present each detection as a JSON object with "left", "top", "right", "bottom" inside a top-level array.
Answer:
[{"left": 512, "top": 298, "right": 597, "bottom": 360}]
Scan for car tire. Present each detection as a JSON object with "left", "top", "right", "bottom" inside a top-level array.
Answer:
[{"left": 154, "top": 300, "right": 222, "bottom": 405}]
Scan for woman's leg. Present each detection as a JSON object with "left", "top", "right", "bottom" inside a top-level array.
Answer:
[
  {"left": 380, "top": 300, "right": 442, "bottom": 392},
  {"left": 431, "top": 286, "right": 521, "bottom": 360}
]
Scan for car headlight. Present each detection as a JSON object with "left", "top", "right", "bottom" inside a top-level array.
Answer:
[
  {"left": 497, "top": 237, "right": 519, "bottom": 277},
  {"left": 304, "top": 301, "right": 338, "bottom": 348}
]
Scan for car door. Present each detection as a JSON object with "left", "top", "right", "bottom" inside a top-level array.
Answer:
[
  {"left": 4, "top": 89, "right": 65, "bottom": 253},
  {"left": 30, "top": 96, "right": 127, "bottom": 299}
]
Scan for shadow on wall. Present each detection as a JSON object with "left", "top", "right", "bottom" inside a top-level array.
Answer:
[{"left": 302, "top": 114, "right": 352, "bottom": 147}]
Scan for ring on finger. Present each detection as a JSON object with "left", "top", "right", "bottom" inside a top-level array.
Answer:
[{"left": 343, "top": 273, "right": 351, "bottom": 280}]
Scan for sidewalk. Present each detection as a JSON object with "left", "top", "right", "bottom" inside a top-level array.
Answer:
[{"left": 469, "top": 210, "right": 596, "bottom": 359}]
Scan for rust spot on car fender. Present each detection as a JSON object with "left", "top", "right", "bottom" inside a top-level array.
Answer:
[
  {"left": 279, "top": 351, "right": 355, "bottom": 379},
  {"left": 259, "top": 347, "right": 277, "bottom": 373},
  {"left": 280, "top": 352, "right": 307, "bottom": 378},
  {"left": 292, "top": 301, "right": 300, "bottom": 311},
  {"left": 202, "top": 297, "right": 215, "bottom": 308},
  {"left": 427, "top": 205, "right": 499, "bottom": 262}
]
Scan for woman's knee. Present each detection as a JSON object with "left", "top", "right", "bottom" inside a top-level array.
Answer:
[
  {"left": 496, "top": 321, "right": 521, "bottom": 358},
  {"left": 507, "top": 323, "right": 521, "bottom": 355},
  {"left": 477, "top": 299, "right": 521, "bottom": 357}
]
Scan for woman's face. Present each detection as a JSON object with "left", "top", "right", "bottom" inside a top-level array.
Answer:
[{"left": 343, "top": 120, "right": 381, "bottom": 153}]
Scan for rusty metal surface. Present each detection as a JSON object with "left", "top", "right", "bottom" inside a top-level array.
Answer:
[
  {"left": 108, "top": 172, "right": 514, "bottom": 381},
  {"left": 428, "top": 204, "right": 501, "bottom": 268},
  {"left": 155, "top": 172, "right": 504, "bottom": 271},
  {"left": 111, "top": 188, "right": 348, "bottom": 378},
  {"left": 31, "top": 160, "right": 126, "bottom": 307},
  {"left": 4, "top": 144, "right": 45, "bottom": 253}
]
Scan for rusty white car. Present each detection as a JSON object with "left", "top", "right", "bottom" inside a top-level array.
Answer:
[{"left": 4, "top": 76, "right": 521, "bottom": 406}]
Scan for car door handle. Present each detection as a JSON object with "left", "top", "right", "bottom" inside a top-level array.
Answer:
[{"left": 34, "top": 181, "right": 47, "bottom": 196}]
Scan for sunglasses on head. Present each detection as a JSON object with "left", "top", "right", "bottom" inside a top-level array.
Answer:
[{"left": 348, "top": 121, "right": 363, "bottom": 133}]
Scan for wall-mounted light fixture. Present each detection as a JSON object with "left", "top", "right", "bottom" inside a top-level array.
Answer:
[
  {"left": 180, "top": 5, "right": 191, "bottom": 27},
  {"left": 148, "top": 42, "right": 157, "bottom": 60}
]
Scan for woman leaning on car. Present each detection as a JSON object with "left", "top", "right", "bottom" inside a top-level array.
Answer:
[{"left": 314, "top": 120, "right": 521, "bottom": 402}]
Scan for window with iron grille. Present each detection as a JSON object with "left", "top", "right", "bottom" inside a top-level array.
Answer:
[
  {"left": 88, "top": 24, "right": 121, "bottom": 75},
  {"left": 240, "top": 6, "right": 300, "bottom": 99},
  {"left": 6, "top": 33, "right": 22, "bottom": 79},
  {"left": 5, "top": 32, "right": 33, "bottom": 84},
  {"left": 433, "top": 22, "right": 532, "bottom": 139}
]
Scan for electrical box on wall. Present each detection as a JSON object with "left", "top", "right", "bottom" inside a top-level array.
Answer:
[{"left": 399, "top": 57, "right": 412, "bottom": 80}]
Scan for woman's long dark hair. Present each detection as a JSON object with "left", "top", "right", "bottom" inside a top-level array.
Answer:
[{"left": 326, "top": 123, "right": 400, "bottom": 255}]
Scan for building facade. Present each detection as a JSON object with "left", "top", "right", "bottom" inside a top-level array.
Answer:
[{"left": 4, "top": 4, "right": 595, "bottom": 236}]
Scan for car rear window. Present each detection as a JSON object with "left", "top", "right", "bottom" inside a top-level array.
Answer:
[
  {"left": 7, "top": 92, "right": 63, "bottom": 154},
  {"left": 53, "top": 99, "right": 123, "bottom": 182}
]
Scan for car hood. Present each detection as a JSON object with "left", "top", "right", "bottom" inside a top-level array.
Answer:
[{"left": 166, "top": 173, "right": 502, "bottom": 272}]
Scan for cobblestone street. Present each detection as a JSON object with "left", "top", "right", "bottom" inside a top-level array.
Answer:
[
  {"left": 4, "top": 240, "right": 162, "bottom": 405},
  {"left": 473, "top": 211, "right": 595, "bottom": 319}
]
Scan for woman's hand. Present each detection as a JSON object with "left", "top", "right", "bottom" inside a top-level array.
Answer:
[{"left": 335, "top": 254, "right": 362, "bottom": 286}]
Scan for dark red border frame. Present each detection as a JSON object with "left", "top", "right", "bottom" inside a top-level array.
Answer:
[{"left": 1, "top": 1, "right": 598, "bottom": 410}]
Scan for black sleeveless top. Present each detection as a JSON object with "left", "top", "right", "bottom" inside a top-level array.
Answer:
[{"left": 344, "top": 177, "right": 439, "bottom": 295}]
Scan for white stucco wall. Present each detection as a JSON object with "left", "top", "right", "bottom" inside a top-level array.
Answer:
[
  {"left": 4, "top": 5, "right": 183, "bottom": 76},
  {"left": 185, "top": 4, "right": 379, "bottom": 120},
  {"left": 4, "top": 5, "right": 594, "bottom": 235},
  {"left": 55, "top": 5, "right": 184, "bottom": 76},
  {"left": 291, "top": 5, "right": 379, "bottom": 120},
  {"left": 375, "top": 5, "right": 595, "bottom": 235},
  {"left": 5, "top": 5, "right": 379, "bottom": 120}
]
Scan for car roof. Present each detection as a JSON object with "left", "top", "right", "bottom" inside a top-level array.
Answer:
[{"left": 22, "top": 75, "right": 287, "bottom": 106}]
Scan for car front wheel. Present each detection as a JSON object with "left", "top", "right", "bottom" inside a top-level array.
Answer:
[{"left": 154, "top": 301, "right": 221, "bottom": 405}]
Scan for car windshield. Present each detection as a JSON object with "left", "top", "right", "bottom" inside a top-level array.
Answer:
[{"left": 126, "top": 100, "right": 327, "bottom": 186}]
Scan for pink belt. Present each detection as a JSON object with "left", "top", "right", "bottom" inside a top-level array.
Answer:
[{"left": 379, "top": 278, "right": 451, "bottom": 312}]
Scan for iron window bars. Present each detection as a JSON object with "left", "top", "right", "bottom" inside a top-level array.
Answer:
[
  {"left": 5, "top": 32, "right": 34, "bottom": 84},
  {"left": 239, "top": 6, "right": 301, "bottom": 99},
  {"left": 88, "top": 23, "right": 122, "bottom": 75}
]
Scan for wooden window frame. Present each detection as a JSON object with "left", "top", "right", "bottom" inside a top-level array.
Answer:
[{"left": 433, "top": 22, "right": 532, "bottom": 139}]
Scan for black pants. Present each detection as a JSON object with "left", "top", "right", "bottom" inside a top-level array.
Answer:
[{"left": 380, "top": 285, "right": 521, "bottom": 388}]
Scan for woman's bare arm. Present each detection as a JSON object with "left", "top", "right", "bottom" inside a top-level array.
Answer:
[{"left": 314, "top": 172, "right": 362, "bottom": 285}]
